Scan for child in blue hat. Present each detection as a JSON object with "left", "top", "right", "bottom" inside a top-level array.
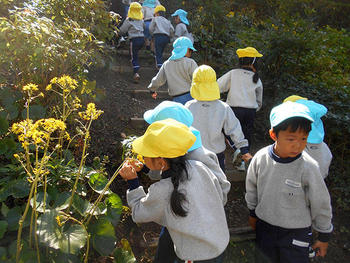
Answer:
[
  {"left": 283, "top": 96, "right": 333, "bottom": 179},
  {"left": 171, "top": 9, "right": 194, "bottom": 43},
  {"left": 246, "top": 101, "right": 333, "bottom": 262},
  {"left": 147, "top": 37, "right": 198, "bottom": 105}
]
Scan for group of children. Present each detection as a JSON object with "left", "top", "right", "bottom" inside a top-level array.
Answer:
[
  {"left": 119, "top": 0, "right": 193, "bottom": 82},
  {"left": 118, "top": 2, "right": 334, "bottom": 263}
]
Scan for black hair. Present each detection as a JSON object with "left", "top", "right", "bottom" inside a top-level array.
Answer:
[
  {"left": 273, "top": 117, "right": 312, "bottom": 137},
  {"left": 165, "top": 155, "right": 189, "bottom": 217},
  {"left": 239, "top": 57, "right": 260, "bottom": 83},
  {"left": 157, "top": 11, "right": 165, "bottom": 17}
]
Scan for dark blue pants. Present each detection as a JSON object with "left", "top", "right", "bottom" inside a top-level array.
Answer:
[
  {"left": 130, "top": 37, "right": 145, "bottom": 73},
  {"left": 153, "top": 227, "right": 177, "bottom": 263},
  {"left": 216, "top": 151, "right": 225, "bottom": 172},
  {"left": 231, "top": 107, "right": 256, "bottom": 151},
  {"left": 154, "top": 34, "right": 170, "bottom": 68},
  {"left": 255, "top": 219, "right": 311, "bottom": 263},
  {"left": 144, "top": 20, "right": 152, "bottom": 40}
]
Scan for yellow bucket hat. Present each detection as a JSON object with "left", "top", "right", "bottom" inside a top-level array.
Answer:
[
  {"left": 128, "top": 2, "right": 143, "bottom": 20},
  {"left": 190, "top": 65, "right": 220, "bottom": 101},
  {"left": 154, "top": 5, "right": 166, "bottom": 14},
  {"left": 283, "top": 95, "right": 308, "bottom": 103},
  {"left": 132, "top": 118, "right": 196, "bottom": 158},
  {"left": 236, "top": 47, "right": 263, "bottom": 58}
]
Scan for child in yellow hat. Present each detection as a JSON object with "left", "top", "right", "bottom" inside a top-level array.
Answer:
[
  {"left": 217, "top": 47, "right": 263, "bottom": 170},
  {"left": 119, "top": 119, "right": 229, "bottom": 262},
  {"left": 149, "top": 5, "right": 174, "bottom": 69},
  {"left": 185, "top": 65, "right": 253, "bottom": 172},
  {"left": 119, "top": 2, "right": 145, "bottom": 83}
]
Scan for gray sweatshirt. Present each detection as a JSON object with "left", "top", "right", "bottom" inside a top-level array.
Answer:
[
  {"left": 146, "top": 146, "right": 231, "bottom": 205},
  {"left": 148, "top": 57, "right": 198, "bottom": 96},
  {"left": 218, "top": 68, "right": 263, "bottom": 110},
  {"left": 149, "top": 16, "right": 174, "bottom": 36},
  {"left": 174, "top": 23, "right": 194, "bottom": 43},
  {"left": 245, "top": 145, "right": 333, "bottom": 233},
  {"left": 304, "top": 142, "right": 332, "bottom": 179},
  {"left": 185, "top": 100, "right": 248, "bottom": 154},
  {"left": 127, "top": 160, "right": 230, "bottom": 261},
  {"left": 119, "top": 18, "right": 145, "bottom": 39}
]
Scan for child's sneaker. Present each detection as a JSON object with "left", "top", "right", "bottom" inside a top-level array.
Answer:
[
  {"left": 133, "top": 73, "right": 140, "bottom": 83},
  {"left": 236, "top": 161, "right": 246, "bottom": 172},
  {"left": 232, "top": 149, "right": 240, "bottom": 163}
]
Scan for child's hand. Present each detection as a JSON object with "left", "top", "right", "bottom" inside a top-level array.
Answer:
[
  {"left": 242, "top": 153, "right": 253, "bottom": 162},
  {"left": 126, "top": 158, "right": 144, "bottom": 172},
  {"left": 151, "top": 91, "right": 157, "bottom": 99},
  {"left": 312, "top": 240, "right": 328, "bottom": 257},
  {"left": 119, "top": 162, "right": 138, "bottom": 180},
  {"left": 248, "top": 216, "right": 257, "bottom": 230}
]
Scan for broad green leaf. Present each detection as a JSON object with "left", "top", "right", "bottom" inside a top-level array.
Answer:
[
  {"left": 1, "top": 203, "right": 9, "bottom": 217},
  {"left": 72, "top": 195, "right": 90, "bottom": 216},
  {"left": 105, "top": 193, "right": 122, "bottom": 227},
  {"left": 6, "top": 206, "right": 29, "bottom": 231},
  {"left": 30, "top": 192, "right": 51, "bottom": 213},
  {"left": 53, "top": 192, "right": 71, "bottom": 211},
  {"left": 0, "top": 117, "right": 8, "bottom": 135},
  {"left": 0, "top": 139, "right": 8, "bottom": 154},
  {"left": 52, "top": 252, "right": 80, "bottom": 263},
  {"left": 0, "top": 220, "right": 8, "bottom": 239},
  {"left": 0, "top": 104, "right": 18, "bottom": 120},
  {"left": 88, "top": 171, "right": 111, "bottom": 194},
  {"left": 21, "top": 105, "right": 46, "bottom": 120},
  {"left": 37, "top": 209, "right": 87, "bottom": 254},
  {"left": 91, "top": 217, "right": 117, "bottom": 256},
  {"left": 10, "top": 179, "right": 30, "bottom": 199}
]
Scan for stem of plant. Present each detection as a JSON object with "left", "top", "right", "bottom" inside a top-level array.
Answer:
[
  {"left": 83, "top": 161, "right": 125, "bottom": 225},
  {"left": 67, "top": 119, "right": 92, "bottom": 213}
]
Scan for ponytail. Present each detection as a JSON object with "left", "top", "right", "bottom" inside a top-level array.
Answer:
[
  {"left": 165, "top": 156, "right": 189, "bottom": 217},
  {"left": 239, "top": 57, "right": 260, "bottom": 84}
]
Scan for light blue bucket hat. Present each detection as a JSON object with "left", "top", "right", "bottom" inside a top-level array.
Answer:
[
  {"left": 143, "top": 101, "right": 202, "bottom": 151},
  {"left": 295, "top": 100, "right": 327, "bottom": 144},
  {"left": 143, "top": 0, "right": 156, "bottom": 8},
  {"left": 270, "top": 101, "right": 314, "bottom": 128},
  {"left": 169, "top": 36, "right": 196, "bottom": 60},
  {"left": 171, "top": 9, "right": 189, "bottom": 25}
]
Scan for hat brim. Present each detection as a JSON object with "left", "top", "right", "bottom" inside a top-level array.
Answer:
[
  {"left": 188, "top": 128, "right": 202, "bottom": 152},
  {"left": 132, "top": 135, "right": 158, "bottom": 157},
  {"left": 169, "top": 46, "right": 196, "bottom": 60},
  {"left": 143, "top": 109, "right": 154, "bottom": 124}
]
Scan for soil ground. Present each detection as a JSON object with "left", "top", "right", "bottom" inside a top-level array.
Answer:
[{"left": 87, "top": 42, "right": 350, "bottom": 262}]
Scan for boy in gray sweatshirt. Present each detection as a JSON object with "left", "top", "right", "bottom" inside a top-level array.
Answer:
[
  {"left": 148, "top": 36, "right": 197, "bottom": 104},
  {"left": 246, "top": 101, "right": 333, "bottom": 262}
]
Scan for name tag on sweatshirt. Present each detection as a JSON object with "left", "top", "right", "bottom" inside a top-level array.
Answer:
[{"left": 285, "top": 179, "right": 301, "bottom": 188}]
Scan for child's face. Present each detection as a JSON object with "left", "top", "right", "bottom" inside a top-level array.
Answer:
[
  {"left": 270, "top": 127, "right": 308, "bottom": 158},
  {"left": 174, "top": 16, "right": 180, "bottom": 24},
  {"left": 144, "top": 157, "right": 164, "bottom": 171}
]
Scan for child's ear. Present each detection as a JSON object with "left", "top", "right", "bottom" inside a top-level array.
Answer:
[{"left": 269, "top": 129, "right": 277, "bottom": 141}]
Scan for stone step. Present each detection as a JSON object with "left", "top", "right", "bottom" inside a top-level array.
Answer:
[{"left": 126, "top": 89, "right": 170, "bottom": 100}]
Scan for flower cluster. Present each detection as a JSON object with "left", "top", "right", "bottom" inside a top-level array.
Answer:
[
  {"left": 46, "top": 75, "right": 78, "bottom": 93},
  {"left": 22, "top": 83, "right": 44, "bottom": 98},
  {"left": 12, "top": 118, "right": 67, "bottom": 147},
  {"left": 78, "top": 103, "right": 103, "bottom": 121}
]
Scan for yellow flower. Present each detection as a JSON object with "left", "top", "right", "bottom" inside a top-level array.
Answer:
[
  {"left": 48, "top": 75, "right": 78, "bottom": 93},
  {"left": 226, "top": 11, "right": 235, "bottom": 18},
  {"left": 22, "top": 83, "right": 38, "bottom": 92},
  {"left": 56, "top": 215, "right": 62, "bottom": 227},
  {"left": 137, "top": 154, "right": 144, "bottom": 164},
  {"left": 78, "top": 103, "right": 103, "bottom": 121}
]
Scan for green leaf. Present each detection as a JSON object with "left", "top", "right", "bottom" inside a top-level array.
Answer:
[
  {"left": 0, "top": 104, "right": 19, "bottom": 120},
  {"left": 91, "top": 217, "right": 117, "bottom": 256},
  {"left": 105, "top": 193, "right": 122, "bottom": 227},
  {"left": 21, "top": 105, "right": 46, "bottom": 120},
  {"left": 30, "top": 192, "right": 51, "bottom": 213},
  {"left": 37, "top": 209, "right": 87, "bottom": 254},
  {"left": 1, "top": 203, "right": 9, "bottom": 217},
  {"left": 6, "top": 206, "right": 29, "bottom": 231},
  {"left": 0, "top": 220, "right": 8, "bottom": 239},
  {"left": 53, "top": 192, "right": 71, "bottom": 211},
  {"left": 0, "top": 117, "right": 8, "bottom": 135},
  {"left": 0, "top": 139, "right": 8, "bottom": 154},
  {"left": 72, "top": 195, "right": 90, "bottom": 216},
  {"left": 113, "top": 246, "right": 136, "bottom": 263},
  {"left": 52, "top": 252, "right": 80, "bottom": 263},
  {"left": 88, "top": 171, "right": 111, "bottom": 194}
]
